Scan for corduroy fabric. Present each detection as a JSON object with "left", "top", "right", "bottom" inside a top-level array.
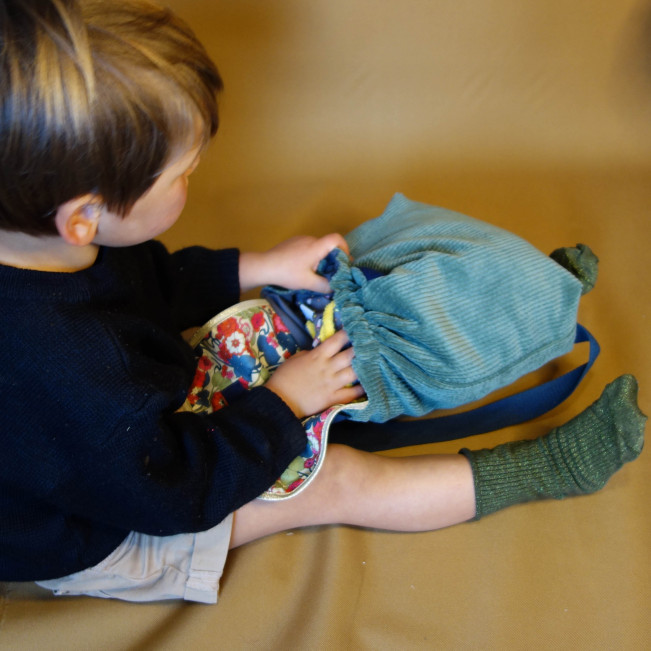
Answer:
[{"left": 328, "top": 194, "right": 583, "bottom": 422}]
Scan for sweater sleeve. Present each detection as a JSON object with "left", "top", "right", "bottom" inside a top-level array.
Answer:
[
  {"left": 145, "top": 240, "right": 242, "bottom": 330},
  {"left": 2, "top": 242, "right": 305, "bottom": 538},
  {"left": 39, "top": 385, "right": 307, "bottom": 538}
]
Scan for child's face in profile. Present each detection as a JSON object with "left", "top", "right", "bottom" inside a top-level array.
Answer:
[{"left": 92, "top": 144, "right": 201, "bottom": 248}]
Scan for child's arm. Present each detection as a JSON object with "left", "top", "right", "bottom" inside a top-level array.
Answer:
[
  {"left": 240, "top": 234, "right": 363, "bottom": 417},
  {"left": 239, "top": 233, "right": 349, "bottom": 294}
]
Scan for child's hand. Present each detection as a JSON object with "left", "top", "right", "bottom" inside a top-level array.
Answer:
[
  {"left": 239, "top": 233, "right": 349, "bottom": 294},
  {"left": 265, "top": 330, "right": 365, "bottom": 419}
]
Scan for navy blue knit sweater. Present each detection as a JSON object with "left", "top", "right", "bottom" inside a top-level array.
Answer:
[{"left": 0, "top": 241, "right": 307, "bottom": 582}]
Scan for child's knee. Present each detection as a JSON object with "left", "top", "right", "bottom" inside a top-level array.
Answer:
[{"left": 312, "top": 444, "right": 370, "bottom": 503}]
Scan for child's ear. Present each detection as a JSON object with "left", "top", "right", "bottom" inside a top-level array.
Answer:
[{"left": 54, "top": 195, "right": 103, "bottom": 246}]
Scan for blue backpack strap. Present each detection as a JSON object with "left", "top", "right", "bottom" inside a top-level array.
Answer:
[{"left": 330, "top": 323, "right": 600, "bottom": 452}]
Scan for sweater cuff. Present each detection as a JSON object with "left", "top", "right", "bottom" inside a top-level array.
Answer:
[{"left": 224, "top": 386, "right": 307, "bottom": 472}]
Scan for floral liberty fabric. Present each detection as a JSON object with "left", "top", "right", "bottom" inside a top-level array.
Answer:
[
  {"left": 183, "top": 300, "right": 299, "bottom": 413},
  {"left": 182, "top": 300, "right": 366, "bottom": 499}
]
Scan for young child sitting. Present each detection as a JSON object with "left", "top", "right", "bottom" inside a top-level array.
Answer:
[{"left": 0, "top": 0, "right": 645, "bottom": 605}]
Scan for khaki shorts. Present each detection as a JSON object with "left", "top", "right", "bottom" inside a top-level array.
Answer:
[{"left": 36, "top": 514, "right": 233, "bottom": 604}]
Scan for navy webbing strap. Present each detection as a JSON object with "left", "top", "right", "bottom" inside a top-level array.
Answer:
[{"left": 330, "top": 323, "right": 600, "bottom": 452}]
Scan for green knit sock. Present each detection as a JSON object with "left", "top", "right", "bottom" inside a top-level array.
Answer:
[
  {"left": 549, "top": 243, "right": 599, "bottom": 295},
  {"left": 460, "top": 374, "right": 646, "bottom": 519}
]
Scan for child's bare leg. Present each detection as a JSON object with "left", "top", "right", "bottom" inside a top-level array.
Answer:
[
  {"left": 231, "top": 374, "right": 645, "bottom": 548},
  {"left": 230, "top": 446, "right": 475, "bottom": 548}
]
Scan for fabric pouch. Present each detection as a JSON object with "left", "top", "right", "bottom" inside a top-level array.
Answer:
[{"left": 263, "top": 193, "right": 585, "bottom": 423}]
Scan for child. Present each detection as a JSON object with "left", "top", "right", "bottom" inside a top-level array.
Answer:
[{"left": 0, "top": 0, "right": 645, "bottom": 605}]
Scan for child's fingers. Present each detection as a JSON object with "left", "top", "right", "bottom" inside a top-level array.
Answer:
[
  {"left": 335, "top": 364, "right": 359, "bottom": 387},
  {"left": 329, "top": 344, "right": 355, "bottom": 372},
  {"left": 307, "top": 274, "right": 333, "bottom": 295},
  {"left": 335, "top": 383, "right": 367, "bottom": 405},
  {"left": 267, "top": 327, "right": 362, "bottom": 417},
  {"left": 314, "top": 233, "right": 350, "bottom": 261},
  {"left": 318, "top": 329, "right": 351, "bottom": 356}
]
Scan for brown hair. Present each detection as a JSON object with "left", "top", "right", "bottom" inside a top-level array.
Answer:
[{"left": 0, "top": 0, "right": 222, "bottom": 235}]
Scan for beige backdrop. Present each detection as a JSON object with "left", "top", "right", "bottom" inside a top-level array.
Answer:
[{"left": 2, "top": 1, "right": 650, "bottom": 649}]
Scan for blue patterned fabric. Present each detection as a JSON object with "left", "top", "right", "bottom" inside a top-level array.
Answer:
[{"left": 265, "top": 194, "right": 583, "bottom": 423}]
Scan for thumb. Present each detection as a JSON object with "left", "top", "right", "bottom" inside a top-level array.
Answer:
[
  {"left": 304, "top": 271, "right": 332, "bottom": 294},
  {"left": 315, "top": 233, "right": 350, "bottom": 260}
]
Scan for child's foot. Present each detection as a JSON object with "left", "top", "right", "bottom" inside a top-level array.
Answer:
[
  {"left": 550, "top": 243, "right": 599, "bottom": 295},
  {"left": 461, "top": 375, "right": 646, "bottom": 518}
]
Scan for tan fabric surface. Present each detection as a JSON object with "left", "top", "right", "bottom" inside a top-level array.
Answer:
[{"left": 2, "top": 1, "right": 650, "bottom": 649}]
